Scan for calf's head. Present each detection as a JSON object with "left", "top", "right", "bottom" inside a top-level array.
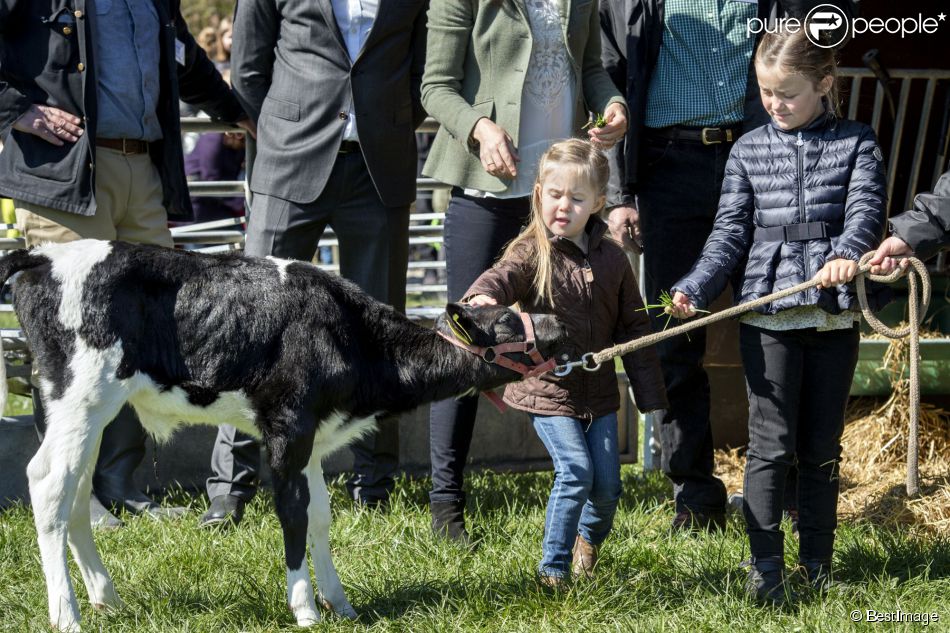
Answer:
[{"left": 436, "top": 303, "right": 569, "bottom": 381}]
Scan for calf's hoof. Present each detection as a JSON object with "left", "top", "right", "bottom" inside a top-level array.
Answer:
[
  {"left": 91, "top": 595, "right": 125, "bottom": 612},
  {"left": 51, "top": 617, "right": 81, "bottom": 633},
  {"left": 318, "top": 593, "right": 358, "bottom": 620},
  {"left": 293, "top": 608, "right": 321, "bottom": 627}
]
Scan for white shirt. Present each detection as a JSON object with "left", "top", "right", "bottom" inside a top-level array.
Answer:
[{"left": 331, "top": 0, "right": 379, "bottom": 141}]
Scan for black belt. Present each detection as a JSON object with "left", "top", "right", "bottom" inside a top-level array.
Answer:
[
  {"left": 96, "top": 138, "right": 149, "bottom": 154},
  {"left": 754, "top": 221, "right": 841, "bottom": 243},
  {"left": 647, "top": 125, "right": 741, "bottom": 145},
  {"left": 338, "top": 140, "right": 360, "bottom": 154}
]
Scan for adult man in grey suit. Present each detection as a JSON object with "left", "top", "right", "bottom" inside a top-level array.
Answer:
[{"left": 200, "top": 0, "right": 428, "bottom": 527}]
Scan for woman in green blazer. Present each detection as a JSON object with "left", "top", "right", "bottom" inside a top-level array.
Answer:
[{"left": 422, "top": 0, "right": 627, "bottom": 545}]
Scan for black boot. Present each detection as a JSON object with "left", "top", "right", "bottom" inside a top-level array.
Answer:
[
  {"left": 93, "top": 406, "right": 185, "bottom": 520},
  {"left": 799, "top": 559, "right": 833, "bottom": 593},
  {"left": 430, "top": 500, "right": 471, "bottom": 547},
  {"left": 743, "top": 556, "right": 795, "bottom": 605}
]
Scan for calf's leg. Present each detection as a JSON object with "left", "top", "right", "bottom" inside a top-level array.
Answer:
[
  {"left": 307, "top": 458, "right": 356, "bottom": 619},
  {"left": 28, "top": 395, "right": 124, "bottom": 632},
  {"left": 67, "top": 446, "right": 124, "bottom": 612},
  {"left": 270, "top": 426, "right": 321, "bottom": 626}
]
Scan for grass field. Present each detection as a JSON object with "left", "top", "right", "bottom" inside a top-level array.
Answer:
[{"left": 2, "top": 468, "right": 948, "bottom": 632}]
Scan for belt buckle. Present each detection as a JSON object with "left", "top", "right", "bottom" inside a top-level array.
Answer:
[
  {"left": 120, "top": 139, "right": 137, "bottom": 155},
  {"left": 701, "top": 128, "right": 735, "bottom": 145}
]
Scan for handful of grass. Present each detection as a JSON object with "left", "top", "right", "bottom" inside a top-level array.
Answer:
[
  {"left": 582, "top": 112, "right": 608, "bottom": 130},
  {"left": 637, "top": 290, "right": 709, "bottom": 333}
]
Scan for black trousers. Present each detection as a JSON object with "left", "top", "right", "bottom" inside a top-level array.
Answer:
[
  {"left": 739, "top": 323, "right": 859, "bottom": 561},
  {"left": 428, "top": 191, "right": 530, "bottom": 505},
  {"left": 637, "top": 132, "right": 731, "bottom": 514},
  {"left": 207, "top": 150, "right": 409, "bottom": 504}
]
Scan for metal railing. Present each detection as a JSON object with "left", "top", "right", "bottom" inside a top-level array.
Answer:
[{"left": 840, "top": 68, "right": 950, "bottom": 212}]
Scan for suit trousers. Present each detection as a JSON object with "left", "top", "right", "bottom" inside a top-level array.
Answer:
[
  {"left": 637, "top": 133, "right": 729, "bottom": 514},
  {"left": 428, "top": 191, "right": 531, "bottom": 505},
  {"left": 16, "top": 148, "right": 174, "bottom": 501},
  {"left": 207, "top": 150, "right": 410, "bottom": 504}
]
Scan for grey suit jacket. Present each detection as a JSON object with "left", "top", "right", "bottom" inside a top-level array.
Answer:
[{"left": 232, "top": 0, "right": 427, "bottom": 207}]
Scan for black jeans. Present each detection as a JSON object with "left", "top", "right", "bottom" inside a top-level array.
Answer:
[
  {"left": 637, "top": 132, "right": 731, "bottom": 514},
  {"left": 428, "top": 190, "right": 531, "bottom": 505},
  {"left": 739, "top": 324, "right": 859, "bottom": 561}
]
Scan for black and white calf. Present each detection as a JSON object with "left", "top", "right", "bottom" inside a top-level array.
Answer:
[{"left": 0, "top": 240, "right": 566, "bottom": 632}]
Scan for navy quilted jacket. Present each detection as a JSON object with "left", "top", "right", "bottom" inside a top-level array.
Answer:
[{"left": 673, "top": 112, "right": 887, "bottom": 315}]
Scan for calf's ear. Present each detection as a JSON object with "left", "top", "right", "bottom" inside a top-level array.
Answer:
[{"left": 444, "top": 303, "right": 475, "bottom": 345}]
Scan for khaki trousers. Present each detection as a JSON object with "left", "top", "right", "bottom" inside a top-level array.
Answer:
[
  {"left": 15, "top": 147, "right": 173, "bottom": 248},
  {"left": 14, "top": 145, "right": 174, "bottom": 505}
]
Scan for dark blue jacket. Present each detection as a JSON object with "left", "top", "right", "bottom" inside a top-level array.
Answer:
[
  {"left": 673, "top": 113, "right": 887, "bottom": 315},
  {"left": 0, "top": 0, "right": 244, "bottom": 219}
]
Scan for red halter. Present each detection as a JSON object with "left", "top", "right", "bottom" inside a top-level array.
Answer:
[{"left": 438, "top": 311, "right": 558, "bottom": 412}]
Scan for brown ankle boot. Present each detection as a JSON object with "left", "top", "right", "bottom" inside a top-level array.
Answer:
[{"left": 572, "top": 535, "right": 598, "bottom": 579}]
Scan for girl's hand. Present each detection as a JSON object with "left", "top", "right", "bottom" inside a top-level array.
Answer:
[
  {"left": 815, "top": 258, "right": 859, "bottom": 288},
  {"left": 666, "top": 291, "right": 696, "bottom": 319},
  {"left": 472, "top": 118, "right": 519, "bottom": 179},
  {"left": 465, "top": 294, "right": 497, "bottom": 307},
  {"left": 587, "top": 102, "right": 628, "bottom": 149}
]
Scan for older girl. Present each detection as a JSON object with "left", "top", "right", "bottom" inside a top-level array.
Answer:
[{"left": 669, "top": 28, "right": 887, "bottom": 603}]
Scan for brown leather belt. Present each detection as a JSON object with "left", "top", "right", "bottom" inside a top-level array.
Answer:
[
  {"left": 647, "top": 125, "right": 741, "bottom": 145},
  {"left": 338, "top": 140, "right": 360, "bottom": 154},
  {"left": 96, "top": 138, "right": 149, "bottom": 155}
]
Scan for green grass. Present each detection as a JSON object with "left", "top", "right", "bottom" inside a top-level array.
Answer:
[
  {"left": 0, "top": 310, "right": 32, "bottom": 417},
  {"left": 2, "top": 469, "right": 948, "bottom": 632}
]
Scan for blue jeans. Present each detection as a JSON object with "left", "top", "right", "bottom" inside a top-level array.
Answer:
[{"left": 532, "top": 413, "right": 622, "bottom": 578}]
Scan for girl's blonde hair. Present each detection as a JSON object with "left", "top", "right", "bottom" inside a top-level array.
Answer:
[
  {"left": 500, "top": 139, "right": 609, "bottom": 305},
  {"left": 755, "top": 26, "right": 840, "bottom": 114}
]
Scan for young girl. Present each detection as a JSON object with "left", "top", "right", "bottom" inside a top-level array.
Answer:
[
  {"left": 464, "top": 139, "right": 668, "bottom": 584},
  {"left": 668, "top": 29, "right": 887, "bottom": 603}
]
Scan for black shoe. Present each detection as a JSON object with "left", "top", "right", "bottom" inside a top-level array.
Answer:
[
  {"left": 785, "top": 508, "right": 800, "bottom": 539},
  {"left": 90, "top": 494, "right": 123, "bottom": 531},
  {"left": 671, "top": 509, "right": 727, "bottom": 533},
  {"left": 743, "top": 557, "right": 795, "bottom": 605},
  {"left": 354, "top": 495, "right": 390, "bottom": 512},
  {"left": 95, "top": 489, "right": 187, "bottom": 521},
  {"left": 430, "top": 500, "right": 472, "bottom": 547},
  {"left": 199, "top": 494, "right": 246, "bottom": 529},
  {"left": 798, "top": 559, "right": 833, "bottom": 593}
]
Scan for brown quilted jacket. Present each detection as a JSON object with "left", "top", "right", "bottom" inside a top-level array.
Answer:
[{"left": 465, "top": 217, "right": 669, "bottom": 419}]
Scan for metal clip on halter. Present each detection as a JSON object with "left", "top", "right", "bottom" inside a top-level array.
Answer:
[{"left": 553, "top": 352, "right": 601, "bottom": 377}]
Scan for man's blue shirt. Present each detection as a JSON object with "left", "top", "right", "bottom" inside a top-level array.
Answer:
[{"left": 94, "top": 0, "right": 163, "bottom": 141}]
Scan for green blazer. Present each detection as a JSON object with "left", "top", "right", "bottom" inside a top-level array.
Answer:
[{"left": 421, "top": 0, "right": 626, "bottom": 193}]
